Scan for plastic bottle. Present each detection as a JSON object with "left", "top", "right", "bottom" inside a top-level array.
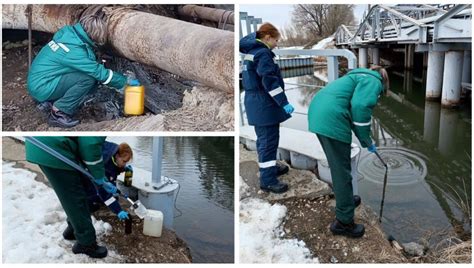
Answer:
[
  {"left": 124, "top": 82, "right": 145, "bottom": 116},
  {"left": 142, "top": 210, "right": 163, "bottom": 237}
]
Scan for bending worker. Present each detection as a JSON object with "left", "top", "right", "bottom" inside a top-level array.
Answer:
[
  {"left": 27, "top": 11, "right": 139, "bottom": 128},
  {"left": 308, "top": 66, "right": 389, "bottom": 238},
  {"left": 26, "top": 137, "right": 128, "bottom": 258},
  {"left": 240, "top": 22, "right": 294, "bottom": 194}
]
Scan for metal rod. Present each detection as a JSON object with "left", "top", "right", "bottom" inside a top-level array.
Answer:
[
  {"left": 27, "top": 4, "right": 32, "bottom": 68},
  {"left": 375, "top": 151, "right": 389, "bottom": 222}
]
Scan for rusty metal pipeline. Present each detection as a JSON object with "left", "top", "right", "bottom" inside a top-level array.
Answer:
[
  {"left": 178, "top": 5, "right": 234, "bottom": 25},
  {"left": 2, "top": 5, "right": 234, "bottom": 92}
]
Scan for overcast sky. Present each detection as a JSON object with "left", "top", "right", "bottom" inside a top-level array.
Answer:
[{"left": 240, "top": 4, "right": 368, "bottom": 36}]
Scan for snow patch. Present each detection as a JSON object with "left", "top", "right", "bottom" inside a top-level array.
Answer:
[
  {"left": 2, "top": 161, "right": 123, "bottom": 263},
  {"left": 240, "top": 198, "right": 319, "bottom": 263},
  {"left": 312, "top": 36, "right": 335, "bottom": 50}
]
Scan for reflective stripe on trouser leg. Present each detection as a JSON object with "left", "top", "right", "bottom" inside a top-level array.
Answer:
[
  {"left": 254, "top": 124, "right": 280, "bottom": 187},
  {"left": 316, "top": 134, "right": 354, "bottom": 224}
]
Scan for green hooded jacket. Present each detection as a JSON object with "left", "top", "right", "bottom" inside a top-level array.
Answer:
[
  {"left": 27, "top": 23, "right": 126, "bottom": 102},
  {"left": 307, "top": 68, "right": 384, "bottom": 147},
  {"left": 25, "top": 137, "right": 107, "bottom": 180}
]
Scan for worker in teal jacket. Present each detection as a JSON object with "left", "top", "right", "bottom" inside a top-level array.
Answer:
[
  {"left": 308, "top": 66, "right": 389, "bottom": 238},
  {"left": 26, "top": 136, "right": 128, "bottom": 258},
  {"left": 27, "top": 13, "right": 139, "bottom": 128}
]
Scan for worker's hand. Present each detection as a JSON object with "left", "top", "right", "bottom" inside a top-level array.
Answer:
[
  {"left": 102, "top": 181, "right": 118, "bottom": 195},
  {"left": 283, "top": 103, "right": 295, "bottom": 115},
  {"left": 117, "top": 210, "right": 129, "bottom": 221},
  {"left": 368, "top": 143, "right": 377, "bottom": 153},
  {"left": 124, "top": 165, "right": 133, "bottom": 174}
]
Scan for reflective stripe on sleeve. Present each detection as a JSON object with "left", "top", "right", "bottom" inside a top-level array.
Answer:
[
  {"left": 353, "top": 121, "right": 371, "bottom": 126},
  {"left": 269, "top": 87, "right": 284, "bottom": 97},
  {"left": 83, "top": 156, "right": 103, "bottom": 166},
  {"left": 102, "top": 70, "right": 113, "bottom": 85},
  {"left": 259, "top": 160, "right": 276, "bottom": 168},
  {"left": 104, "top": 197, "right": 116, "bottom": 206},
  {"left": 243, "top": 54, "right": 254, "bottom": 62}
]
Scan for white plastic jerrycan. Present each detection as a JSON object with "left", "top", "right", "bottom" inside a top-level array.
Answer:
[{"left": 142, "top": 209, "right": 163, "bottom": 237}]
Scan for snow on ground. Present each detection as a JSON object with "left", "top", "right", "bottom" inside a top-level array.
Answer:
[
  {"left": 312, "top": 36, "right": 335, "bottom": 50},
  {"left": 239, "top": 178, "right": 318, "bottom": 263},
  {"left": 2, "top": 161, "right": 123, "bottom": 263}
]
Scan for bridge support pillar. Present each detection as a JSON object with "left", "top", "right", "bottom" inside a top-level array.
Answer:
[
  {"left": 404, "top": 44, "right": 415, "bottom": 69},
  {"left": 426, "top": 51, "right": 445, "bottom": 100},
  {"left": 372, "top": 48, "right": 380, "bottom": 65},
  {"left": 441, "top": 51, "right": 463, "bottom": 108},
  {"left": 462, "top": 50, "right": 471, "bottom": 84},
  {"left": 358, "top": 47, "right": 368, "bottom": 68}
]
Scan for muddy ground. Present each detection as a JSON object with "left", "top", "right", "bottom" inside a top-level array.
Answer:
[
  {"left": 2, "top": 137, "right": 192, "bottom": 263},
  {"left": 240, "top": 144, "right": 472, "bottom": 263},
  {"left": 2, "top": 9, "right": 233, "bottom": 131}
]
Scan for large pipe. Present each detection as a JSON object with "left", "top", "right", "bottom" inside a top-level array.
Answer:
[
  {"left": 178, "top": 5, "right": 234, "bottom": 25},
  {"left": 2, "top": 5, "right": 234, "bottom": 92},
  {"left": 441, "top": 51, "right": 463, "bottom": 108},
  {"left": 426, "top": 51, "right": 445, "bottom": 100}
]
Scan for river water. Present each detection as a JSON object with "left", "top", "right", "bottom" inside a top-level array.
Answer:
[
  {"left": 107, "top": 136, "right": 234, "bottom": 263},
  {"left": 241, "top": 67, "right": 471, "bottom": 245}
]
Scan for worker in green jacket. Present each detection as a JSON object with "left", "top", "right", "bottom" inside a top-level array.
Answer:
[
  {"left": 27, "top": 12, "right": 139, "bottom": 128},
  {"left": 26, "top": 137, "right": 118, "bottom": 258},
  {"left": 308, "top": 66, "right": 389, "bottom": 238}
]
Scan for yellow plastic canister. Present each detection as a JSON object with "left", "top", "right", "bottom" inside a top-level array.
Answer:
[{"left": 124, "top": 85, "right": 145, "bottom": 115}]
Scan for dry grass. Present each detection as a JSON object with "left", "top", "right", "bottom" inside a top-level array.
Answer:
[{"left": 423, "top": 238, "right": 472, "bottom": 263}]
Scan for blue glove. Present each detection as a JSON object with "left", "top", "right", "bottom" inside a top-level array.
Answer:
[
  {"left": 95, "top": 177, "right": 117, "bottom": 195},
  {"left": 368, "top": 143, "right": 377, "bottom": 153},
  {"left": 124, "top": 165, "right": 133, "bottom": 173},
  {"left": 128, "top": 78, "right": 140, "bottom": 86},
  {"left": 117, "top": 210, "right": 129, "bottom": 221},
  {"left": 283, "top": 104, "right": 294, "bottom": 115}
]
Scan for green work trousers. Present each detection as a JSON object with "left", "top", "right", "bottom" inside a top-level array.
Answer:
[
  {"left": 39, "top": 165, "right": 96, "bottom": 246},
  {"left": 48, "top": 72, "right": 97, "bottom": 115},
  {"left": 316, "top": 134, "right": 355, "bottom": 224}
]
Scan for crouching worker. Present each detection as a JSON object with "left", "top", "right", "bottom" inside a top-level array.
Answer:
[
  {"left": 25, "top": 137, "right": 124, "bottom": 258},
  {"left": 307, "top": 66, "right": 389, "bottom": 238},
  {"left": 85, "top": 141, "right": 134, "bottom": 213},
  {"left": 27, "top": 12, "right": 139, "bottom": 128}
]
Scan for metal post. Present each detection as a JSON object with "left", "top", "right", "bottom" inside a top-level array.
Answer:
[
  {"left": 246, "top": 16, "right": 253, "bottom": 35},
  {"left": 426, "top": 51, "right": 445, "bottom": 100},
  {"left": 441, "top": 51, "right": 463, "bottom": 108},
  {"left": 327, "top": 56, "right": 338, "bottom": 82},
  {"left": 404, "top": 44, "right": 415, "bottom": 69},
  {"left": 462, "top": 50, "right": 471, "bottom": 84},
  {"left": 251, "top": 18, "right": 258, "bottom": 33},
  {"left": 152, "top": 137, "right": 163, "bottom": 184},
  {"left": 359, "top": 47, "right": 368, "bottom": 68}
]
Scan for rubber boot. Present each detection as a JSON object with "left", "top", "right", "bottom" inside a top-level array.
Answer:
[
  {"left": 330, "top": 218, "right": 365, "bottom": 238},
  {"left": 72, "top": 241, "right": 108, "bottom": 258},
  {"left": 260, "top": 181, "right": 288, "bottom": 194},
  {"left": 48, "top": 110, "right": 79, "bottom": 128},
  {"left": 37, "top": 101, "right": 52, "bottom": 116},
  {"left": 276, "top": 163, "right": 289, "bottom": 176},
  {"left": 63, "top": 223, "right": 76, "bottom": 241}
]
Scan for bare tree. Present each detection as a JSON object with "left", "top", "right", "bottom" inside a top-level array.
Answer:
[{"left": 287, "top": 4, "right": 355, "bottom": 45}]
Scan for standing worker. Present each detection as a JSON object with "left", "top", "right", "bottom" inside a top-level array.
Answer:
[
  {"left": 25, "top": 137, "right": 128, "bottom": 258},
  {"left": 27, "top": 10, "right": 140, "bottom": 128},
  {"left": 308, "top": 66, "right": 389, "bottom": 238},
  {"left": 240, "top": 23, "right": 294, "bottom": 194}
]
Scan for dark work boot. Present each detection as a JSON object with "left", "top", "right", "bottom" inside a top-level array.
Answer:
[
  {"left": 330, "top": 218, "right": 365, "bottom": 238},
  {"left": 353, "top": 195, "right": 361, "bottom": 208},
  {"left": 276, "top": 163, "right": 289, "bottom": 176},
  {"left": 37, "top": 101, "right": 52, "bottom": 115},
  {"left": 62, "top": 223, "right": 76, "bottom": 241},
  {"left": 72, "top": 242, "right": 108, "bottom": 258},
  {"left": 48, "top": 110, "right": 79, "bottom": 128},
  {"left": 260, "top": 181, "right": 289, "bottom": 194}
]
